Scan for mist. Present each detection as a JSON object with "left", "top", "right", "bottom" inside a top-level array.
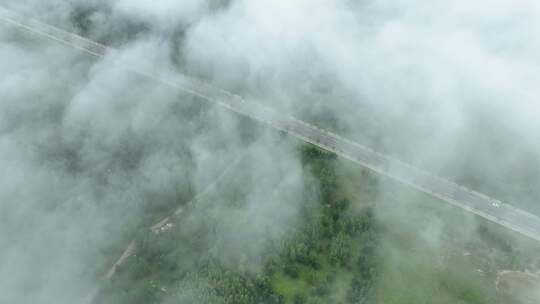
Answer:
[
  {"left": 180, "top": 0, "right": 540, "bottom": 212},
  {"left": 1, "top": 0, "right": 539, "bottom": 303}
]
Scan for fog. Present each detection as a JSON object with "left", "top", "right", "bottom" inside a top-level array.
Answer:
[
  {"left": 1, "top": 0, "right": 539, "bottom": 303},
  {"left": 180, "top": 0, "right": 540, "bottom": 211}
]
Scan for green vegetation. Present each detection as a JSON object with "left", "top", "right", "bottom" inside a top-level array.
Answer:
[
  {"left": 98, "top": 144, "right": 380, "bottom": 303},
  {"left": 97, "top": 141, "right": 537, "bottom": 303}
]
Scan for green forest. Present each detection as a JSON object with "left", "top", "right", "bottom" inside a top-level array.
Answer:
[{"left": 95, "top": 139, "right": 539, "bottom": 304}]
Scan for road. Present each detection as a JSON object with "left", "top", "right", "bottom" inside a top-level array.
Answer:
[{"left": 2, "top": 6, "right": 540, "bottom": 243}]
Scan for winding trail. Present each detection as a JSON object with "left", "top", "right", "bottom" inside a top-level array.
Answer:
[
  {"left": 2, "top": 7, "right": 540, "bottom": 243},
  {"left": 104, "top": 153, "right": 246, "bottom": 279},
  {"left": 83, "top": 154, "right": 247, "bottom": 303}
]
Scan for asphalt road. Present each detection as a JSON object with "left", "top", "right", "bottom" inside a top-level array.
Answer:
[{"left": 2, "top": 7, "right": 540, "bottom": 243}]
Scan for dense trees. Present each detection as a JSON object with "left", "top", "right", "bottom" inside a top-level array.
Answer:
[{"left": 101, "top": 144, "right": 380, "bottom": 303}]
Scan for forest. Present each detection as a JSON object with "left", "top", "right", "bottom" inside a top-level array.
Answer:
[
  {"left": 96, "top": 143, "right": 378, "bottom": 303},
  {"left": 95, "top": 137, "right": 539, "bottom": 304}
]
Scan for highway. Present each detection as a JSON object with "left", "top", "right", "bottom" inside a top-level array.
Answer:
[{"left": 2, "top": 6, "right": 540, "bottom": 243}]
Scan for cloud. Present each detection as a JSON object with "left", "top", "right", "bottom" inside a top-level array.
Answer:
[
  {"left": 1, "top": 0, "right": 540, "bottom": 303},
  {"left": 181, "top": 0, "right": 540, "bottom": 210},
  {"left": 0, "top": 2, "right": 308, "bottom": 303},
  {"left": 113, "top": 0, "right": 209, "bottom": 30}
]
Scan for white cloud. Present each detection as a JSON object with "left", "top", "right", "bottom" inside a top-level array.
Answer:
[{"left": 113, "top": 0, "right": 208, "bottom": 29}]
